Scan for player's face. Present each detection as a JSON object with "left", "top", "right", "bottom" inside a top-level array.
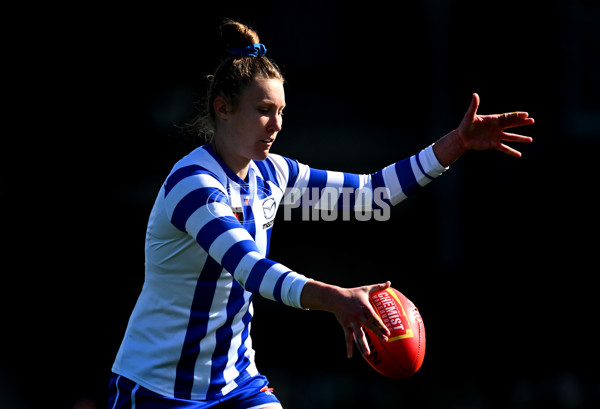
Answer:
[{"left": 226, "top": 78, "right": 285, "bottom": 163}]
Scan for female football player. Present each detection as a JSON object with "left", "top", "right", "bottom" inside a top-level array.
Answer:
[{"left": 108, "top": 19, "right": 534, "bottom": 409}]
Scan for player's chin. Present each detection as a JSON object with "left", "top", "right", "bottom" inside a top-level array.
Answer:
[{"left": 253, "top": 145, "right": 272, "bottom": 160}]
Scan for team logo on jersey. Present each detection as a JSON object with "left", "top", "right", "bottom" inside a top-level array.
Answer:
[
  {"left": 262, "top": 197, "right": 276, "bottom": 219},
  {"left": 205, "top": 185, "right": 277, "bottom": 227}
]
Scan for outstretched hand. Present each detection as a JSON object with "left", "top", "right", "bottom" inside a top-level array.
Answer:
[
  {"left": 457, "top": 93, "right": 535, "bottom": 157},
  {"left": 433, "top": 93, "right": 535, "bottom": 167}
]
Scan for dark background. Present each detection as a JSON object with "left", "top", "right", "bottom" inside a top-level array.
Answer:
[{"left": 3, "top": 1, "right": 599, "bottom": 408}]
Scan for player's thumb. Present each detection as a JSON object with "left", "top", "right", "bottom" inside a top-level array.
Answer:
[
  {"left": 369, "top": 281, "right": 391, "bottom": 294},
  {"left": 467, "top": 93, "right": 480, "bottom": 118}
]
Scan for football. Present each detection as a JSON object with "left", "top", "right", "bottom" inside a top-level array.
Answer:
[{"left": 360, "top": 287, "right": 426, "bottom": 379}]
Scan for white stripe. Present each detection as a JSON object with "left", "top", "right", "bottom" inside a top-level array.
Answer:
[
  {"left": 184, "top": 146, "right": 228, "bottom": 185},
  {"left": 410, "top": 156, "right": 429, "bottom": 187},
  {"left": 315, "top": 171, "right": 344, "bottom": 210},
  {"left": 326, "top": 170, "right": 344, "bottom": 188},
  {"left": 421, "top": 144, "right": 448, "bottom": 176},
  {"left": 164, "top": 173, "right": 226, "bottom": 219},
  {"left": 229, "top": 181, "right": 242, "bottom": 210},
  {"left": 281, "top": 274, "right": 311, "bottom": 309},
  {"left": 185, "top": 202, "right": 232, "bottom": 238},
  {"left": 131, "top": 384, "right": 140, "bottom": 409},
  {"left": 266, "top": 154, "right": 290, "bottom": 190},
  {"left": 209, "top": 227, "right": 255, "bottom": 265},
  {"left": 192, "top": 274, "right": 233, "bottom": 398},
  {"left": 358, "top": 173, "right": 371, "bottom": 188},
  {"left": 382, "top": 164, "right": 407, "bottom": 206},
  {"left": 184, "top": 204, "right": 215, "bottom": 238},
  {"left": 259, "top": 263, "right": 293, "bottom": 300},
  {"left": 233, "top": 251, "right": 263, "bottom": 286},
  {"left": 222, "top": 292, "right": 253, "bottom": 385},
  {"left": 291, "top": 163, "right": 311, "bottom": 191},
  {"left": 111, "top": 375, "right": 121, "bottom": 409},
  {"left": 220, "top": 379, "right": 239, "bottom": 396}
]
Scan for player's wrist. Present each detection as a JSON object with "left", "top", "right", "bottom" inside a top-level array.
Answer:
[
  {"left": 433, "top": 129, "right": 469, "bottom": 167},
  {"left": 300, "top": 280, "right": 343, "bottom": 312}
]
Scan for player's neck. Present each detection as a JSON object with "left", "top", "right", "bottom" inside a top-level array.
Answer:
[{"left": 210, "top": 138, "right": 250, "bottom": 181}]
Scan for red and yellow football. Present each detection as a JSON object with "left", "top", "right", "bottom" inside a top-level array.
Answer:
[{"left": 361, "top": 287, "right": 426, "bottom": 379}]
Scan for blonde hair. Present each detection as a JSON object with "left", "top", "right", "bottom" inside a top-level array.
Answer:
[{"left": 186, "top": 19, "right": 284, "bottom": 142}]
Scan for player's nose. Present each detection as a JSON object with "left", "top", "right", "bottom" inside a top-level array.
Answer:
[{"left": 267, "top": 113, "right": 282, "bottom": 132}]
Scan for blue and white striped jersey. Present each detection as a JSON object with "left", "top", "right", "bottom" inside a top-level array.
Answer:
[{"left": 112, "top": 143, "right": 447, "bottom": 400}]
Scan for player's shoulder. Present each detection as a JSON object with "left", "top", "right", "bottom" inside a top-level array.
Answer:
[
  {"left": 261, "top": 152, "right": 296, "bottom": 175},
  {"left": 255, "top": 153, "right": 300, "bottom": 189},
  {"left": 164, "top": 145, "right": 227, "bottom": 195}
]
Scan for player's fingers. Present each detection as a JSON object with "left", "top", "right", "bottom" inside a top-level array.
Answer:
[
  {"left": 498, "top": 112, "right": 534, "bottom": 129},
  {"left": 497, "top": 143, "right": 523, "bottom": 158},
  {"left": 501, "top": 132, "right": 533, "bottom": 144},
  {"left": 344, "top": 327, "right": 354, "bottom": 359},
  {"left": 353, "top": 326, "right": 371, "bottom": 357},
  {"left": 366, "top": 307, "right": 390, "bottom": 340},
  {"left": 497, "top": 112, "right": 511, "bottom": 128},
  {"left": 366, "top": 282, "right": 391, "bottom": 337}
]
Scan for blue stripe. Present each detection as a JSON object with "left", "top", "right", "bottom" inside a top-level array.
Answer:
[
  {"left": 395, "top": 158, "right": 419, "bottom": 196},
  {"left": 306, "top": 168, "right": 328, "bottom": 189},
  {"left": 254, "top": 157, "right": 279, "bottom": 188},
  {"left": 171, "top": 188, "right": 228, "bottom": 232},
  {"left": 265, "top": 226, "right": 272, "bottom": 256},
  {"left": 415, "top": 152, "right": 434, "bottom": 180},
  {"left": 164, "top": 165, "right": 217, "bottom": 196},
  {"left": 302, "top": 168, "right": 329, "bottom": 208},
  {"left": 233, "top": 303, "right": 254, "bottom": 375},
  {"left": 221, "top": 240, "right": 260, "bottom": 275},
  {"left": 208, "top": 281, "right": 247, "bottom": 396},
  {"left": 371, "top": 170, "right": 391, "bottom": 207},
  {"left": 283, "top": 157, "right": 300, "bottom": 189},
  {"left": 174, "top": 257, "right": 222, "bottom": 399},
  {"left": 371, "top": 169, "right": 386, "bottom": 190},
  {"left": 342, "top": 172, "right": 360, "bottom": 189},
  {"left": 255, "top": 177, "right": 272, "bottom": 200},
  {"left": 195, "top": 216, "right": 239, "bottom": 251},
  {"left": 242, "top": 201, "right": 256, "bottom": 239},
  {"left": 245, "top": 259, "right": 278, "bottom": 294},
  {"left": 273, "top": 271, "right": 292, "bottom": 304},
  {"left": 109, "top": 373, "right": 166, "bottom": 407},
  {"left": 335, "top": 172, "right": 359, "bottom": 211}
]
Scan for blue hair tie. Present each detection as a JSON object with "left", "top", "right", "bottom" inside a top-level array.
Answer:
[{"left": 229, "top": 43, "right": 267, "bottom": 57}]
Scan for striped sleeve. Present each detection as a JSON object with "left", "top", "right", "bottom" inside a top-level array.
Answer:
[
  {"left": 282, "top": 144, "right": 447, "bottom": 210},
  {"left": 162, "top": 166, "right": 309, "bottom": 309},
  {"left": 376, "top": 144, "right": 448, "bottom": 206}
]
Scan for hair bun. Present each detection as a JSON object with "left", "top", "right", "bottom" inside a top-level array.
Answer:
[
  {"left": 185, "top": 19, "right": 282, "bottom": 141},
  {"left": 220, "top": 19, "right": 260, "bottom": 51}
]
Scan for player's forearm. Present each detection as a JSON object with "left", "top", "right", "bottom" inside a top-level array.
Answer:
[
  {"left": 432, "top": 129, "right": 469, "bottom": 168},
  {"left": 299, "top": 280, "right": 344, "bottom": 312}
]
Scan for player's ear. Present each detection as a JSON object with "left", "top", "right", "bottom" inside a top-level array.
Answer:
[{"left": 213, "top": 96, "right": 231, "bottom": 120}]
